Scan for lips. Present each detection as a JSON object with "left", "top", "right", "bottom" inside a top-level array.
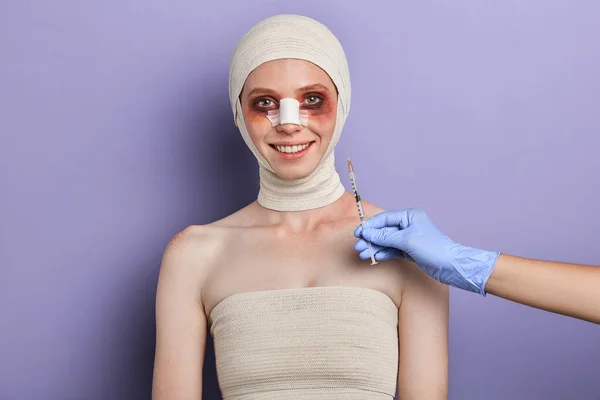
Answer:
[
  {"left": 273, "top": 143, "right": 310, "bottom": 154},
  {"left": 269, "top": 141, "right": 315, "bottom": 158}
]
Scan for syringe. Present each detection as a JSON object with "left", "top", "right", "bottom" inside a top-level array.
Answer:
[{"left": 347, "top": 158, "right": 378, "bottom": 265}]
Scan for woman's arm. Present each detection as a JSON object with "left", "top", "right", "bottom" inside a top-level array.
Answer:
[
  {"left": 152, "top": 228, "right": 209, "bottom": 400},
  {"left": 397, "top": 260, "right": 449, "bottom": 400},
  {"left": 485, "top": 254, "right": 600, "bottom": 324}
]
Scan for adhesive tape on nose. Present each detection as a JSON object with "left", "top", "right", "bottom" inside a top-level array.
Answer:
[{"left": 266, "top": 98, "right": 309, "bottom": 126}]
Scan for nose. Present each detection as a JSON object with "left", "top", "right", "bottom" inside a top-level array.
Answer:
[{"left": 276, "top": 123, "right": 303, "bottom": 135}]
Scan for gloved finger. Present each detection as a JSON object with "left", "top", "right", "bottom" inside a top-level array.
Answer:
[
  {"left": 353, "top": 224, "right": 363, "bottom": 238},
  {"left": 356, "top": 240, "right": 387, "bottom": 255},
  {"left": 354, "top": 238, "right": 369, "bottom": 252},
  {"left": 363, "top": 208, "right": 424, "bottom": 230},
  {"left": 359, "top": 247, "right": 405, "bottom": 262},
  {"left": 361, "top": 227, "right": 408, "bottom": 250},
  {"left": 354, "top": 227, "right": 398, "bottom": 251},
  {"left": 358, "top": 246, "right": 386, "bottom": 260},
  {"left": 374, "top": 248, "right": 407, "bottom": 262}
]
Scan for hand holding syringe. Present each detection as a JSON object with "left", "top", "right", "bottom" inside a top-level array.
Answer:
[{"left": 347, "top": 158, "right": 378, "bottom": 265}]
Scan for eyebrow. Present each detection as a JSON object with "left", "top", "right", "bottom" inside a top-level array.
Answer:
[{"left": 246, "top": 83, "right": 331, "bottom": 98}]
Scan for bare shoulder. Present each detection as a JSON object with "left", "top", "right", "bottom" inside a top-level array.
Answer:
[
  {"left": 158, "top": 224, "right": 226, "bottom": 292},
  {"left": 361, "top": 199, "right": 448, "bottom": 298},
  {"left": 158, "top": 203, "right": 259, "bottom": 293},
  {"left": 163, "top": 225, "right": 220, "bottom": 264},
  {"left": 161, "top": 202, "right": 258, "bottom": 265},
  {"left": 362, "top": 199, "right": 385, "bottom": 219}
]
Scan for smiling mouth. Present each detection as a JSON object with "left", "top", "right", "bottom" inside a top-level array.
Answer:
[{"left": 270, "top": 142, "right": 314, "bottom": 154}]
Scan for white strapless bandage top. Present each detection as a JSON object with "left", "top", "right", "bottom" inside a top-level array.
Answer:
[{"left": 208, "top": 286, "right": 399, "bottom": 399}]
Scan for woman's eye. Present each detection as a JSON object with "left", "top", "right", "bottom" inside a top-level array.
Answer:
[
  {"left": 256, "top": 99, "right": 274, "bottom": 107},
  {"left": 305, "top": 96, "right": 321, "bottom": 105}
]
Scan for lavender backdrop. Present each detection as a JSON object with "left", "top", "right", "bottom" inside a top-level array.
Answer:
[{"left": 1, "top": 1, "right": 599, "bottom": 399}]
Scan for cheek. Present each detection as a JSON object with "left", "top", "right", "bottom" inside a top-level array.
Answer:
[
  {"left": 247, "top": 112, "right": 272, "bottom": 128},
  {"left": 306, "top": 96, "right": 335, "bottom": 119},
  {"left": 306, "top": 100, "right": 337, "bottom": 134},
  {"left": 244, "top": 111, "right": 272, "bottom": 143}
]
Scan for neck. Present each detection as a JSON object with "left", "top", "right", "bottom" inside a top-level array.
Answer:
[
  {"left": 256, "top": 191, "right": 355, "bottom": 233},
  {"left": 256, "top": 152, "right": 346, "bottom": 212}
]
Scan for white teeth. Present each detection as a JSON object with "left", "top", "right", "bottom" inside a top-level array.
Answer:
[{"left": 275, "top": 143, "right": 309, "bottom": 154}]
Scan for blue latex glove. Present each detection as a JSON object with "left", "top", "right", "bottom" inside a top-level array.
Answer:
[{"left": 354, "top": 208, "right": 500, "bottom": 296}]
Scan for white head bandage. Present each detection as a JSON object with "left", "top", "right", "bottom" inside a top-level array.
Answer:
[
  {"left": 266, "top": 98, "right": 309, "bottom": 126},
  {"left": 229, "top": 14, "right": 351, "bottom": 212}
]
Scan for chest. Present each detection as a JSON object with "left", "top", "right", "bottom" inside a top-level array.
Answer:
[{"left": 203, "top": 222, "right": 403, "bottom": 315}]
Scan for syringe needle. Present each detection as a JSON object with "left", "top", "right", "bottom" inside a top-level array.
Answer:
[{"left": 347, "top": 158, "right": 378, "bottom": 265}]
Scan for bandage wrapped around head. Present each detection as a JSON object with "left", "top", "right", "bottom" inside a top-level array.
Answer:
[{"left": 229, "top": 14, "right": 351, "bottom": 212}]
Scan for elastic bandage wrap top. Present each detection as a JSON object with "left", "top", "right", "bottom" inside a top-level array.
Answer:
[{"left": 229, "top": 14, "right": 351, "bottom": 212}]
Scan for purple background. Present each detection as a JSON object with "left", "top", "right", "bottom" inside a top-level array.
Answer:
[{"left": 2, "top": 1, "right": 599, "bottom": 399}]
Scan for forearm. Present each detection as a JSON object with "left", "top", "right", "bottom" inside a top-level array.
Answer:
[{"left": 485, "top": 254, "right": 600, "bottom": 324}]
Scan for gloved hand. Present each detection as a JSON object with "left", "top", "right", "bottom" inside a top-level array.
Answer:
[{"left": 354, "top": 208, "right": 500, "bottom": 296}]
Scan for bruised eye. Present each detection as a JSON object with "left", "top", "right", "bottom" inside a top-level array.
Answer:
[
  {"left": 255, "top": 98, "right": 275, "bottom": 108},
  {"left": 304, "top": 95, "right": 322, "bottom": 105}
]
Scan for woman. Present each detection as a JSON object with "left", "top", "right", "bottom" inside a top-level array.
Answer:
[{"left": 152, "top": 14, "right": 449, "bottom": 400}]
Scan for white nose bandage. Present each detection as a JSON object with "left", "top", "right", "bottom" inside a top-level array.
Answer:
[
  {"left": 229, "top": 14, "right": 351, "bottom": 211},
  {"left": 266, "top": 98, "right": 309, "bottom": 126}
]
